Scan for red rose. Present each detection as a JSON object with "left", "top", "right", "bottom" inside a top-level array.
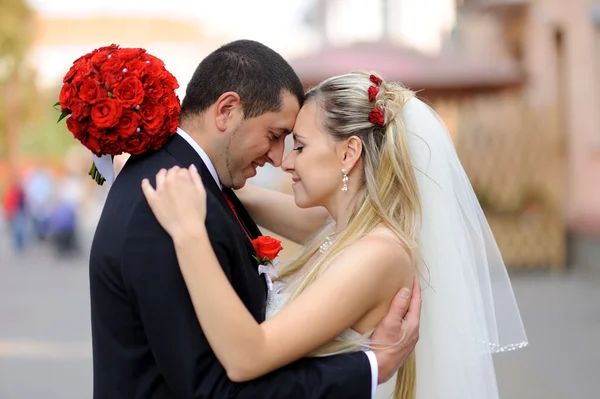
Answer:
[
  {"left": 113, "top": 77, "right": 145, "bottom": 108},
  {"left": 72, "top": 52, "right": 93, "bottom": 65},
  {"left": 59, "top": 83, "right": 77, "bottom": 109},
  {"left": 90, "top": 45, "right": 119, "bottom": 64},
  {"left": 143, "top": 77, "right": 164, "bottom": 101},
  {"left": 66, "top": 117, "right": 87, "bottom": 140},
  {"left": 102, "top": 70, "right": 123, "bottom": 91},
  {"left": 99, "top": 55, "right": 126, "bottom": 75},
  {"left": 251, "top": 236, "right": 283, "bottom": 261},
  {"left": 88, "top": 124, "right": 105, "bottom": 139},
  {"left": 91, "top": 98, "right": 123, "bottom": 128},
  {"left": 100, "top": 136, "right": 123, "bottom": 156},
  {"left": 84, "top": 132, "right": 103, "bottom": 155},
  {"left": 118, "top": 47, "right": 146, "bottom": 61},
  {"left": 71, "top": 59, "right": 94, "bottom": 85},
  {"left": 164, "top": 112, "right": 179, "bottom": 134},
  {"left": 123, "top": 132, "right": 152, "bottom": 155},
  {"left": 163, "top": 72, "right": 179, "bottom": 90},
  {"left": 97, "top": 44, "right": 120, "bottom": 52},
  {"left": 368, "top": 86, "right": 379, "bottom": 102},
  {"left": 160, "top": 91, "right": 180, "bottom": 115},
  {"left": 114, "top": 109, "right": 141, "bottom": 137},
  {"left": 139, "top": 100, "right": 166, "bottom": 133},
  {"left": 150, "top": 133, "right": 169, "bottom": 150},
  {"left": 63, "top": 63, "right": 78, "bottom": 84},
  {"left": 126, "top": 59, "right": 147, "bottom": 79},
  {"left": 369, "top": 74, "right": 382, "bottom": 86},
  {"left": 78, "top": 78, "right": 107, "bottom": 104},
  {"left": 69, "top": 98, "right": 90, "bottom": 120},
  {"left": 145, "top": 62, "right": 168, "bottom": 80},
  {"left": 368, "top": 107, "right": 385, "bottom": 126},
  {"left": 141, "top": 53, "right": 165, "bottom": 67}
]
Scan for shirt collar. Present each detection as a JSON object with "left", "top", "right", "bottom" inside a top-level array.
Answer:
[{"left": 176, "top": 127, "right": 222, "bottom": 189}]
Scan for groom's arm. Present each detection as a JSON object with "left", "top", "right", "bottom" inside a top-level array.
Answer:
[
  {"left": 122, "top": 199, "right": 375, "bottom": 398},
  {"left": 229, "top": 353, "right": 373, "bottom": 398}
]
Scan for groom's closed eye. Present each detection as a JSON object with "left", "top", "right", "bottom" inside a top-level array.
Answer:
[{"left": 269, "top": 127, "right": 291, "bottom": 141}]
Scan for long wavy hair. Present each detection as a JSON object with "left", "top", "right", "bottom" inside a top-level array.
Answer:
[{"left": 277, "top": 72, "right": 422, "bottom": 399}]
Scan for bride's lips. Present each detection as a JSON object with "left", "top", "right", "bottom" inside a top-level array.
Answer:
[{"left": 291, "top": 177, "right": 301, "bottom": 184}]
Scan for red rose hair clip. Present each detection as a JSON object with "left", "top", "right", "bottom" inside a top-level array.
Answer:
[
  {"left": 369, "top": 74, "right": 383, "bottom": 86},
  {"left": 367, "top": 74, "right": 384, "bottom": 126},
  {"left": 368, "top": 86, "right": 379, "bottom": 102},
  {"left": 368, "top": 108, "right": 385, "bottom": 126}
]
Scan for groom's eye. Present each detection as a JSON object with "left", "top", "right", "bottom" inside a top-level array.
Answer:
[{"left": 269, "top": 131, "right": 281, "bottom": 141}]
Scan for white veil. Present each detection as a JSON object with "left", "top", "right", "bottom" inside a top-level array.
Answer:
[{"left": 379, "top": 98, "right": 528, "bottom": 398}]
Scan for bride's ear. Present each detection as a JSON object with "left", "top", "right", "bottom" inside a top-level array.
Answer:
[{"left": 340, "top": 135, "right": 362, "bottom": 174}]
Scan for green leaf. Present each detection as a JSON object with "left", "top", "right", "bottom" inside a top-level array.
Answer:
[
  {"left": 56, "top": 112, "right": 68, "bottom": 123},
  {"left": 53, "top": 101, "right": 60, "bottom": 107}
]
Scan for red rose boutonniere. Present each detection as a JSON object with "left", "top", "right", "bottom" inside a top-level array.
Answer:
[{"left": 251, "top": 236, "right": 283, "bottom": 290}]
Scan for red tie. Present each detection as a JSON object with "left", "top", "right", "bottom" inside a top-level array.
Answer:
[{"left": 223, "top": 192, "right": 252, "bottom": 241}]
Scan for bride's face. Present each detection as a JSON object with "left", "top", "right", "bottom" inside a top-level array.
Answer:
[{"left": 282, "top": 101, "right": 344, "bottom": 208}]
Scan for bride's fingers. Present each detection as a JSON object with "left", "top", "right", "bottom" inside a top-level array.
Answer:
[
  {"left": 176, "top": 167, "right": 191, "bottom": 183},
  {"left": 188, "top": 165, "right": 204, "bottom": 192},
  {"left": 165, "top": 166, "right": 181, "bottom": 186},
  {"left": 156, "top": 168, "right": 167, "bottom": 190},
  {"left": 141, "top": 178, "right": 157, "bottom": 208}
]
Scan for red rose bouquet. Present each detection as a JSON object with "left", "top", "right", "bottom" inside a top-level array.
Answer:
[{"left": 56, "top": 44, "right": 181, "bottom": 184}]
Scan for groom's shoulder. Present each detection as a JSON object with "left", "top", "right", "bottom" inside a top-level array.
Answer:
[{"left": 99, "top": 149, "right": 178, "bottom": 222}]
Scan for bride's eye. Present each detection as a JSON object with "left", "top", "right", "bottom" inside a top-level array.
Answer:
[{"left": 293, "top": 146, "right": 304, "bottom": 153}]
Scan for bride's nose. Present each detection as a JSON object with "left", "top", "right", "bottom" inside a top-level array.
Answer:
[{"left": 281, "top": 151, "right": 295, "bottom": 173}]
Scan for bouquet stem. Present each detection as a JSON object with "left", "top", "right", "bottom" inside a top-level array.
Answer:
[{"left": 88, "top": 162, "right": 106, "bottom": 186}]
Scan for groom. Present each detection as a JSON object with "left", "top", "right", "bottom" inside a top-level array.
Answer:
[{"left": 90, "top": 40, "right": 421, "bottom": 398}]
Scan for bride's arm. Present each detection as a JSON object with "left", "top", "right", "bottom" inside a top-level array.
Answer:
[
  {"left": 173, "top": 228, "right": 411, "bottom": 382},
  {"left": 235, "top": 184, "right": 330, "bottom": 244}
]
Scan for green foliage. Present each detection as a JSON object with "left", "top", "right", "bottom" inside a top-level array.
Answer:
[{"left": 0, "top": 0, "right": 33, "bottom": 78}]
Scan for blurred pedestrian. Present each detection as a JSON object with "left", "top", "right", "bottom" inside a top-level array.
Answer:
[{"left": 2, "top": 178, "right": 27, "bottom": 253}]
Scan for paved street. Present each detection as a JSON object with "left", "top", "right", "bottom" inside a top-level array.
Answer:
[{"left": 1, "top": 226, "right": 599, "bottom": 399}]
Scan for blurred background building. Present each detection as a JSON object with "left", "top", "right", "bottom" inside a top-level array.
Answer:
[{"left": 1, "top": 0, "right": 599, "bottom": 398}]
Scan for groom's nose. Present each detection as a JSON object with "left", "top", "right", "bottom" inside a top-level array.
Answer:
[{"left": 266, "top": 138, "right": 285, "bottom": 167}]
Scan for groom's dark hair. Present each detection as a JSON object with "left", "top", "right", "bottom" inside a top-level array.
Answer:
[{"left": 180, "top": 40, "right": 305, "bottom": 120}]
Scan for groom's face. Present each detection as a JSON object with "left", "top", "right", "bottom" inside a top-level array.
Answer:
[{"left": 221, "top": 91, "right": 300, "bottom": 189}]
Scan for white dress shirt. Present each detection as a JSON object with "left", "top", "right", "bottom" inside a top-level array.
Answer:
[
  {"left": 176, "top": 127, "right": 379, "bottom": 398},
  {"left": 176, "top": 127, "right": 221, "bottom": 189}
]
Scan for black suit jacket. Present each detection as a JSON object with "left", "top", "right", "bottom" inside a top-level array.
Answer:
[{"left": 89, "top": 133, "right": 372, "bottom": 398}]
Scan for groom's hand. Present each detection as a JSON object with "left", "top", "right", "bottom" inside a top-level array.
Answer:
[{"left": 372, "top": 276, "right": 421, "bottom": 384}]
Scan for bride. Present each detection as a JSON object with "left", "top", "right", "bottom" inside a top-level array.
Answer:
[{"left": 141, "top": 72, "right": 528, "bottom": 398}]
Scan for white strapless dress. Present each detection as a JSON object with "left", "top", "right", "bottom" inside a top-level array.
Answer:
[{"left": 265, "top": 281, "right": 397, "bottom": 399}]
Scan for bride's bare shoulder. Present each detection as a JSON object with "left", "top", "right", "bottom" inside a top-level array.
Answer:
[
  {"left": 365, "top": 225, "right": 410, "bottom": 257},
  {"left": 340, "top": 226, "right": 413, "bottom": 276}
]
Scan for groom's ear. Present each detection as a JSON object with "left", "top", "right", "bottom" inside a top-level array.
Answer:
[
  {"left": 341, "top": 135, "right": 362, "bottom": 173},
  {"left": 214, "top": 91, "right": 243, "bottom": 132}
]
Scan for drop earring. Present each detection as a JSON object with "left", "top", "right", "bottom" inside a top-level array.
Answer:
[{"left": 341, "top": 168, "right": 349, "bottom": 192}]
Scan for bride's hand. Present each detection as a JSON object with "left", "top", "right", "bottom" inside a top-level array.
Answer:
[{"left": 141, "top": 165, "right": 207, "bottom": 240}]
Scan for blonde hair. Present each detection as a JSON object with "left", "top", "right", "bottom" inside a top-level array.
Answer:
[{"left": 278, "top": 72, "right": 421, "bottom": 399}]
